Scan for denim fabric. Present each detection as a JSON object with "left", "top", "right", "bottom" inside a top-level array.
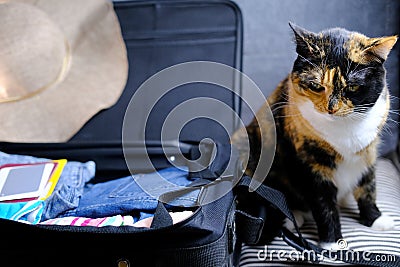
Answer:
[
  {"left": 0, "top": 151, "right": 96, "bottom": 221},
  {"left": 64, "top": 167, "right": 199, "bottom": 221},
  {"left": 42, "top": 161, "right": 96, "bottom": 220}
]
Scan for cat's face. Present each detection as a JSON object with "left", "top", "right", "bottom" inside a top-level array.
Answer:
[{"left": 289, "top": 23, "right": 397, "bottom": 116}]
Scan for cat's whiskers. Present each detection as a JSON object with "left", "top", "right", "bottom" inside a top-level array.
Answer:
[
  {"left": 349, "top": 113, "right": 368, "bottom": 121},
  {"left": 270, "top": 100, "right": 290, "bottom": 108},
  {"left": 332, "top": 112, "right": 365, "bottom": 122},
  {"left": 381, "top": 122, "right": 396, "bottom": 137},
  {"left": 387, "top": 109, "right": 400, "bottom": 116},
  {"left": 338, "top": 112, "right": 360, "bottom": 121},
  {"left": 386, "top": 117, "right": 400, "bottom": 125},
  {"left": 270, "top": 99, "right": 294, "bottom": 108},
  {"left": 271, "top": 105, "right": 290, "bottom": 112},
  {"left": 272, "top": 105, "right": 300, "bottom": 118},
  {"left": 270, "top": 95, "right": 297, "bottom": 113},
  {"left": 353, "top": 105, "right": 374, "bottom": 109},
  {"left": 281, "top": 91, "right": 292, "bottom": 99},
  {"left": 353, "top": 107, "right": 372, "bottom": 113},
  {"left": 352, "top": 105, "right": 399, "bottom": 117},
  {"left": 354, "top": 102, "right": 375, "bottom": 107},
  {"left": 351, "top": 103, "right": 376, "bottom": 112},
  {"left": 269, "top": 99, "right": 301, "bottom": 119}
]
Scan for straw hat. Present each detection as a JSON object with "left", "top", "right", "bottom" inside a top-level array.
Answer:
[{"left": 0, "top": 0, "right": 128, "bottom": 142}]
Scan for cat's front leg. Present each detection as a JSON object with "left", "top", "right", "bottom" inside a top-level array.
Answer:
[
  {"left": 354, "top": 167, "right": 395, "bottom": 230},
  {"left": 307, "top": 178, "right": 343, "bottom": 250}
]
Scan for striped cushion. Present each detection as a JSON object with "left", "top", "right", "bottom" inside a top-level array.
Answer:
[{"left": 239, "top": 158, "right": 400, "bottom": 266}]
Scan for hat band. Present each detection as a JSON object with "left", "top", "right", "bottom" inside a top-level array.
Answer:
[{"left": 0, "top": 39, "right": 71, "bottom": 103}]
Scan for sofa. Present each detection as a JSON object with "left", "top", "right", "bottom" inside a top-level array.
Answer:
[{"left": 232, "top": 0, "right": 400, "bottom": 266}]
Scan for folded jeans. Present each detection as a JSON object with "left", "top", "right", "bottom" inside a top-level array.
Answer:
[{"left": 64, "top": 166, "right": 199, "bottom": 220}]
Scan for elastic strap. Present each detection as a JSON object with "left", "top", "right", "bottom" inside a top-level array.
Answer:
[{"left": 236, "top": 176, "right": 309, "bottom": 249}]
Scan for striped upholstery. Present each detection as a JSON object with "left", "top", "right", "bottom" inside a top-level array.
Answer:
[{"left": 239, "top": 158, "right": 400, "bottom": 266}]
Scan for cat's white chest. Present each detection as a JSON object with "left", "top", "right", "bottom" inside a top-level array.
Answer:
[
  {"left": 298, "top": 93, "right": 387, "bottom": 155},
  {"left": 333, "top": 155, "right": 369, "bottom": 200},
  {"left": 298, "top": 92, "right": 387, "bottom": 198}
]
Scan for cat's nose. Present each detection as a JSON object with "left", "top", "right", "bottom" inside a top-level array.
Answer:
[
  {"left": 328, "top": 108, "right": 338, "bottom": 114},
  {"left": 328, "top": 97, "right": 339, "bottom": 114},
  {"left": 328, "top": 104, "right": 340, "bottom": 114}
]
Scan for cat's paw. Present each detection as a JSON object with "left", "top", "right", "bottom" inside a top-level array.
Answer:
[
  {"left": 319, "top": 239, "right": 349, "bottom": 250},
  {"left": 319, "top": 242, "right": 342, "bottom": 251},
  {"left": 371, "top": 215, "right": 396, "bottom": 231}
]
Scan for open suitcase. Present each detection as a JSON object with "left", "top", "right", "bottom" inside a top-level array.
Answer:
[
  {"left": 0, "top": 0, "right": 244, "bottom": 266},
  {"left": 2, "top": 1, "right": 400, "bottom": 267}
]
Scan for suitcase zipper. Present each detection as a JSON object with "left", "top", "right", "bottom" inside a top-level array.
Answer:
[{"left": 122, "top": 28, "right": 237, "bottom": 46}]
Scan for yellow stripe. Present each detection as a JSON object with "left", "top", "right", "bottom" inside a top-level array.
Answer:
[{"left": 39, "top": 159, "right": 67, "bottom": 200}]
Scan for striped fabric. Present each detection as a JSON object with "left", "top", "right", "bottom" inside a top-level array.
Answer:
[
  {"left": 41, "top": 214, "right": 136, "bottom": 227},
  {"left": 239, "top": 158, "right": 400, "bottom": 266},
  {"left": 39, "top": 210, "right": 194, "bottom": 228}
]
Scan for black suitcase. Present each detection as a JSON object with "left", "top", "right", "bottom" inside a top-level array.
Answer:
[{"left": 0, "top": 1, "right": 244, "bottom": 266}]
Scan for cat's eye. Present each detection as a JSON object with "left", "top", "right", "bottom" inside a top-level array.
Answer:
[
  {"left": 308, "top": 82, "right": 325, "bottom": 93},
  {"left": 347, "top": 85, "right": 360, "bottom": 92}
]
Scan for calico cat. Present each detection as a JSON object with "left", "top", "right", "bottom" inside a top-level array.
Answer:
[{"left": 232, "top": 23, "right": 397, "bottom": 249}]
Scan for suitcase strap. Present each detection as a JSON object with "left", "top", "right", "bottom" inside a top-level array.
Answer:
[
  {"left": 151, "top": 174, "right": 237, "bottom": 229},
  {"left": 236, "top": 175, "right": 400, "bottom": 267},
  {"left": 150, "top": 141, "right": 239, "bottom": 229}
]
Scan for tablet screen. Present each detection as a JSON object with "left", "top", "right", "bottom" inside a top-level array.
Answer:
[{"left": 0, "top": 163, "right": 54, "bottom": 201}]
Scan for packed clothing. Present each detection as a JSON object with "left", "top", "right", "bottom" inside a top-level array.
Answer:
[{"left": 0, "top": 151, "right": 196, "bottom": 227}]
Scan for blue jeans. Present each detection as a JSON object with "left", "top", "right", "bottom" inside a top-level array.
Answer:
[
  {"left": 0, "top": 151, "right": 96, "bottom": 221},
  {"left": 64, "top": 167, "right": 198, "bottom": 221}
]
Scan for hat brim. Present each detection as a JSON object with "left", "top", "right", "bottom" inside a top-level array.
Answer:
[{"left": 0, "top": 0, "right": 128, "bottom": 142}]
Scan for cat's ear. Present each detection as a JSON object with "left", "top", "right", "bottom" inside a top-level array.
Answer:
[
  {"left": 362, "top": 36, "right": 397, "bottom": 62},
  {"left": 289, "top": 22, "right": 318, "bottom": 57}
]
